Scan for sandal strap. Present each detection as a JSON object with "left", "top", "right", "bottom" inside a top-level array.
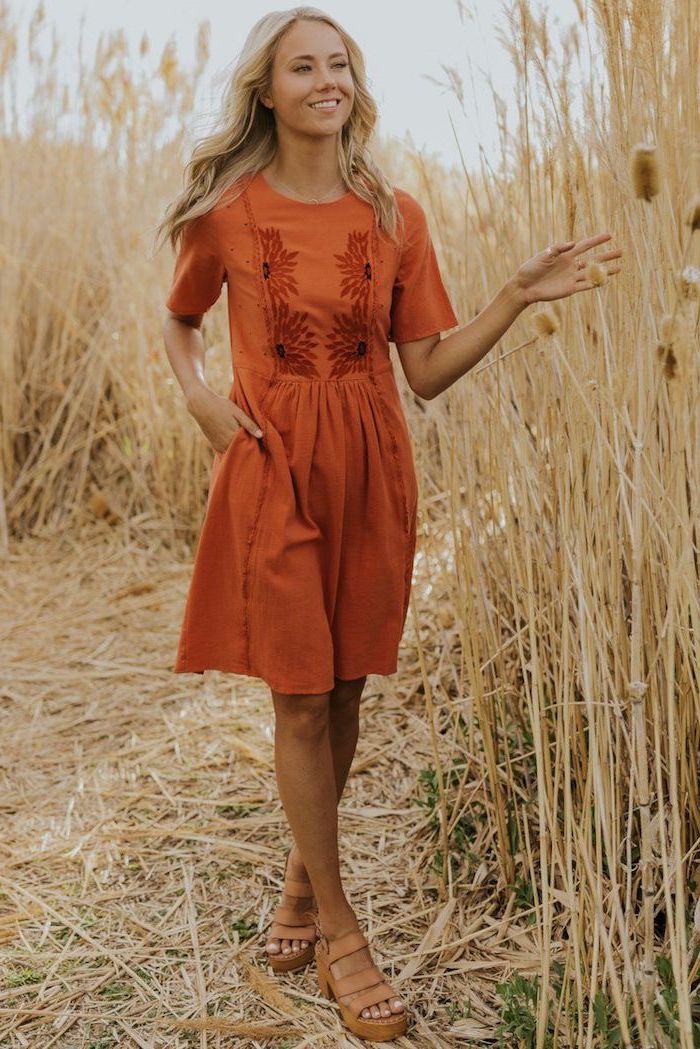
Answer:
[
  {"left": 273, "top": 904, "right": 316, "bottom": 927},
  {"left": 282, "top": 846, "right": 313, "bottom": 896},
  {"left": 327, "top": 929, "right": 368, "bottom": 965},
  {"left": 284, "top": 875, "right": 314, "bottom": 896},
  {"left": 347, "top": 981, "right": 399, "bottom": 1019},
  {"left": 334, "top": 963, "right": 384, "bottom": 997},
  {"left": 268, "top": 920, "right": 316, "bottom": 940}
]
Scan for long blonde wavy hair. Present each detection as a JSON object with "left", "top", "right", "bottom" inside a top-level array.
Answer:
[{"left": 155, "top": 7, "right": 403, "bottom": 255}]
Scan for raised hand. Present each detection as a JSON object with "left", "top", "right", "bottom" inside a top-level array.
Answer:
[{"left": 512, "top": 233, "right": 623, "bottom": 305}]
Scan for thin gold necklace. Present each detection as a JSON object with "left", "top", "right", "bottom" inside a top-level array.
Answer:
[{"left": 268, "top": 170, "right": 346, "bottom": 204}]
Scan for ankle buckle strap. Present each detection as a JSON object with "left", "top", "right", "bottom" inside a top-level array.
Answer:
[
  {"left": 273, "top": 904, "right": 316, "bottom": 927},
  {"left": 327, "top": 929, "right": 368, "bottom": 965},
  {"left": 284, "top": 875, "right": 314, "bottom": 896}
]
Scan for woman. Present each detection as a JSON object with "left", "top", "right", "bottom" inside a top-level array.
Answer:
[{"left": 158, "top": 7, "right": 622, "bottom": 1040}]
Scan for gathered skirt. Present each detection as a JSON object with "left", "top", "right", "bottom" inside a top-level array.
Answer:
[{"left": 173, "top": 362, "right": 419, "bottom": 695}]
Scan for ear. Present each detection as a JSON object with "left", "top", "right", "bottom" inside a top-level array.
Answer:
[{"left": 259, "top": 94, "right": 273, "bottom": 109}]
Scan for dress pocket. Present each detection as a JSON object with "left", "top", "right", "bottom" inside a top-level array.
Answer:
[{"left": 253, "top": 380, "right": 278, "bottom": 451}]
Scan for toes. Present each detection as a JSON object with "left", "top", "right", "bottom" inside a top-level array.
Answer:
[
  {"left": 291, "top": 939, "right": 300, "bottom": 952},
  {"left": 281, "top": 939, "right": 292, "bottom": 954},
  {"left": 380, "top": 1003, "right": 391, "bottom": 1017},
  {"left": 300, "top": 940, "right": 309, "bottom": 948},
  {"left": 362, "top": 1008, "right": 371, "bottom": 1018},
  {"left": 370, "top": 1005, "right": 381, "bottom": 1018},
  {"left": 390, "top": 998, "right": 404, "bottom": 1012},
  {"left": 266, "top": 939, "right": 281, "bottom": 954}
]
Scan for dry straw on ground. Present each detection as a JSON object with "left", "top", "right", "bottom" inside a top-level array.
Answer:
[
  {"left": 1, "top": 533, "right": 499, "bottom": 1048},
  {"left": 2, "top": 0, "right": 699, "bottom": 1046}
]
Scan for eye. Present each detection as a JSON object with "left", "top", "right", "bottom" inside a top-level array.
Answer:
[{"left": 294, "top": 61, "right": 348, "bottom": 72}]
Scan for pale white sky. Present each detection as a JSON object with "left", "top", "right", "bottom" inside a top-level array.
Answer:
[{"left": 28, "top": 0, "right": 581, "bottom": 170}]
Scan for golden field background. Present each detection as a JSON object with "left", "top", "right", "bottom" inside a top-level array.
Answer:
[{"left": 1, "top": 1, "right": 699, "bottom": 1046}]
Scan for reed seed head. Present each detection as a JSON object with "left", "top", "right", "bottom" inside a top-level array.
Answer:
[
  {"left": 196, "top": 22, "right": 210, "bottom": 74},
  {"left": 656, "top": 312, "right": 691, "bottom": 382},
  {"left": 630, "top": 143, "right": 660, "bottom": 201},
  {"left": 584, "top": 262, "right": 606, "bottom": 286},
  {"left": 159, "top": 39, "right": 179, "bottom": 93},
  {"left": 685, "top": 194, "right": 700, "bottom": 232},
  {"left": 532, "top": 307, "right": 559, "bottom": 336},
  {"left": 663, "top": 347, "right": 678, "bottom": 380},
  {"left": 677, "top": 266, "right": 700, "bottom": 299}
]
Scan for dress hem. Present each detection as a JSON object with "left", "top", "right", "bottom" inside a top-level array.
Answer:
[{"left": 172, "top": 659, "right": 399, "bottom": 694}]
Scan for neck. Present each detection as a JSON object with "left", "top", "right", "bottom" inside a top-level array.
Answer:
[{"left": 265, "top": 147, "right": 343, "bottom": 196}]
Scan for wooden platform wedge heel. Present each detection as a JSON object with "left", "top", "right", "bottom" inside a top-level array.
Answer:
[
  {"left": 315, "top": 923, "right": 408, "bottom": 1041},
  {"left": 264, "top": 848, "right": 318, "bottom": 973}
]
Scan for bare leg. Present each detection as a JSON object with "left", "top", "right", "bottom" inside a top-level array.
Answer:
[
  {"left": 266, "top": 677, "right": 404, "bottom": 1019},
  {"left": 266, "top": 675, "right": 364, "bottom": 957},
  {"left": 328, "top": 674, "right": 365, "bottom": 798}
]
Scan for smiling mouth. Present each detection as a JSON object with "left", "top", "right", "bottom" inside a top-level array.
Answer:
[{"left": 308, "top": 98, "right": 341, "bottom": 109}]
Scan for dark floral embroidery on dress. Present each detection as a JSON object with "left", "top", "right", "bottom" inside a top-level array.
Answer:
[
  {"left": 327, "top": 302, "right": 370, "bottom": 376},
  {"left": 328, "top": 229, "right": 373, "bottom": 378},
  {"left": 271, "top": 299, "right": 320, "bottom": 378},
  {"left": 334, "top": 230, "right": 372, "bottom": 301},
  {"left": 259, "top": 226, "right": 300, "bottom": 302},
  {"left": 258, "top": 225, "right": 320, "bottom": 376}
]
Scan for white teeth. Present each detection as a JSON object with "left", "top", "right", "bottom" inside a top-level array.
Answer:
[{"left": 310, "top": 100, "right": 339, "bottom": 108}]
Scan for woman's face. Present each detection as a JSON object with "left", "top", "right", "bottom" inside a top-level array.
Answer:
[{"left": 261, "top": 20, "right": 354, "bottom": 136}]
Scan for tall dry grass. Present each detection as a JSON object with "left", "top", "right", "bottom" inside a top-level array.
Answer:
[{"left": 1, "top": 0, "right": 699, "bottom": 1046}]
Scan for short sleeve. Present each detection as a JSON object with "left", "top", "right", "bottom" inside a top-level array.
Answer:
[
  {"left": 164, "top": 210, "right": 226, "bottom": 314},
  {"left": 389, "top": 191, "right": 458, "bottom": 343}
]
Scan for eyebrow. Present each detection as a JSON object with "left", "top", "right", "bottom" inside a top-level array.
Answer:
[{"left": 287, "top": 52, "right": 347, "bottom": 62}]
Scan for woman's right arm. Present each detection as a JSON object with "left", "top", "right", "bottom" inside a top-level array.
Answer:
[{"left": 162, "top": 310, "right": 263, "bottom": 453}]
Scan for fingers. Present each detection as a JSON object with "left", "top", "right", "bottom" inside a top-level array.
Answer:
[
  {"left": 595, "top": 248, "right": 623, "bottom": 262},
  {"left": 549, "top": 233, "right": 620, "bottom": 264},
  {"left": 217, "top": 418, "right": 263, "bottom": 455},
  {"left": 577, "top": 248, "right": 623, "bottom": 267},
  {"left": 244, "top": 419, "right": 264, "bottom": 438},
  {"left": 232, "top": 407, "right": 263, "bottom": 438},
  {"left": 214, "top": 423, "right": 241, "bottom": 455},
  {"left": 572, "top": 232, "right": 614, "bottom": 255}
]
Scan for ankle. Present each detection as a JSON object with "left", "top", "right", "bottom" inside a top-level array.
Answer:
[
  {"left": 317, "top": 904, "right": 360, "bottom": 939},
  {"left": 288, "top": 843, "right": 308, "bottom": 871}
]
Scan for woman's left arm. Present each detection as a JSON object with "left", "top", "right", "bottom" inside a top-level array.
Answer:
[{"left": 406, "top": 232, "right": 623, "bottom": 401}]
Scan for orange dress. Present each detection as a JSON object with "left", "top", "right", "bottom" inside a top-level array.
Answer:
[{"left": 164, "top": 170, "right": 458, "bottom": 694}]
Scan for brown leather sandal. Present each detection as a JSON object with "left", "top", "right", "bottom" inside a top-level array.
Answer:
[
  {"left": 264, "top": 847, "right": 318, "bottom": 972},
  {"left": 315, "top": 923, "right": 408, "bottom": 1041}
]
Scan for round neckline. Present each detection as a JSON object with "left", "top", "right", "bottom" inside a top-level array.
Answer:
[{"left": 256, "top": 168, "right": 353, "bottom": 207}]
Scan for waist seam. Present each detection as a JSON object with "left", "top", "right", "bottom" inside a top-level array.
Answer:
[{"left": 233, "top": 366, "right": 393, "bottom": 384}]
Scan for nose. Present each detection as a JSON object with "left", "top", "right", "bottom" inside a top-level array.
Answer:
[{"left": 314, "top": 71, "right": 338, "bottom": 92}]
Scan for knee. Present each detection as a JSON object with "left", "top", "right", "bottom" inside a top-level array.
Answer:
[
  {"left": 330, "top": 675, "right": 366, "bottom": 713},
  {"left": 272, "top": 692, "right": 331, "bottom": 739}
]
